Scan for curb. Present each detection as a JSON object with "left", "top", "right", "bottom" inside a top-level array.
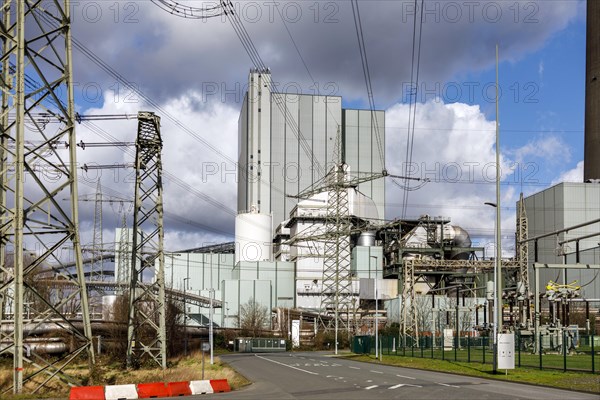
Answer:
[{"left": 70, "top": 379, "right": 230, "bottom": 400}]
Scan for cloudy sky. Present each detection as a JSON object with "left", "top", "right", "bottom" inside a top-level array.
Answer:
[{"left": 67, "top": 0, "right": 587, "bottom": 254}]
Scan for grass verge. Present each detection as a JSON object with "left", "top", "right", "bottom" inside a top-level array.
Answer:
[
  {"left": 339, "top": 353, "right": 600, "bottom": 393},
  {"left": 0, "top": 351, "right": 250, "bottom": 400}
]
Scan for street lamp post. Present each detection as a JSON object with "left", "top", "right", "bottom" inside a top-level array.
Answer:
[
  {"left": 482, "top": 44, "right": 502, "bottom": 375},
  {"left": 371, "top": 256, "right": 379, "bottom": 360},
  {"left": 484, "top": 201, "right": 501, "bottom": 374}
]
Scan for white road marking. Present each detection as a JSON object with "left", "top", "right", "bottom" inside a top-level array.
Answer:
[
  {"left": 437, "top": 383, "right": 460, "bottom": 388},
  {"left": 349, "top": 366, "right": 360, "bottom": 370},
  {"left": 395, "top": 374, "right": 416, "bottom": 380},
  {"left": 366, "top": 380, "right": 373, "bottom": 383},
  {"left": 370, "top": 370, "right": 384, "bottom": 374},
  {"left": 365, "top": 385, "right": 379, "bottom": 390},
  {"left": 254, "top": 355, "right": 318, "bottom": 375},
  {"left": 389, "top": 383, "right": 422, "bottom": 389}
]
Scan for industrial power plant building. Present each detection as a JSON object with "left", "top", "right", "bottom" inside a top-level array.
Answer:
[
  {"left": 153, "top": 69, "right": 390, "bottom": 329},
  {"left": 523, "top": 182, "right": 600, "bottom": 299}
]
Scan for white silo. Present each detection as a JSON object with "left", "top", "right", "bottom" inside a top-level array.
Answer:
[{"left": 235, "top": 210, "right": 273, "bottom": 264}]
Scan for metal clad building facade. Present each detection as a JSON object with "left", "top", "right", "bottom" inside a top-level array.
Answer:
[
  {"left": 238, "top": 70, "right": 386, "bottom": 229},
  {"left": 524, "top": 182, "right": 600, "bottom": 299},
  {"left": 343, "top": 109, "right": 386, "bottom": 221}
]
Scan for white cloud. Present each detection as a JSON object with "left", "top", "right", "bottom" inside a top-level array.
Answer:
[
  {"left": 385, "top": 100, "right": 519, "bottom": 245},
  {"left": 510, "top": 134, "right": 570, "bottom": 164},
  {"left": 551, "top": 160, "right": 584, "bottom": 185},
  {"left": 75, "top": 90, "right": 239, "bottom": 251},
  {"left": 71, "top": 1, "right": 581, "bottom": 108},
  {"left": 63, "top": 1, "right": 583, "bottom": 255}
]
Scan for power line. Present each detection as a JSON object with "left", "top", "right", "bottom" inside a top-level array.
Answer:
[
  {"left": 402, "top": 0, "right": 425, "bottom": 218},
  {"left": 351, "top": 0, "right": 385, "bottom": 168}
]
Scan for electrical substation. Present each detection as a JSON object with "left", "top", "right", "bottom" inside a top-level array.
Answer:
[{"left": 0, "top": 0, "right": 598, "bottom": 395}]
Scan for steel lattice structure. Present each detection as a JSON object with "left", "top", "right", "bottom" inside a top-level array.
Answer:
[
  {"left": 117, "top": 213, "right": 131, "bottom": 289},
  {"left": 91, "top": 181, "right": 104, "bottom": 280},
  {"left": 320, "top": 160, "right": 353, "bottom": 331},
  {"left": 399, "top": 259, "right": 418, "bottom": 342},
  {"left": 0, "top": 0, "right": 94, "bottom": 393},
  {"left": 126, "top": 111, "right": 167, "bottom": 369}
]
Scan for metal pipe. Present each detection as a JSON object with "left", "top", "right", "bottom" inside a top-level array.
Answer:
[{"left": 522, "top": 218, "right": 600, "bottom": 243}]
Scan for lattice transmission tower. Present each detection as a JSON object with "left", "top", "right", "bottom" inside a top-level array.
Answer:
[
  {"left": 292, "top": 129, "right": 419, "bottom": 344},
  {"left": 126, "top": 111, "right": 166, "bottom": 369},
  {"left": 0, "top": 0, "right": 94, "bottom": 393}
]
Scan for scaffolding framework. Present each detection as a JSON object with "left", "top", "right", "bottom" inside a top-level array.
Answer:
[
  {"left": 0, "top": 0, "right": 94, "bottom": 393},
  {"left": 126, "top": 111, "right": 167, "bottom": 369}
]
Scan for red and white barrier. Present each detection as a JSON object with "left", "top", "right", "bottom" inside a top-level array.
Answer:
[{"left": 69, "top": 379, "right": 230, "bottom": 400}]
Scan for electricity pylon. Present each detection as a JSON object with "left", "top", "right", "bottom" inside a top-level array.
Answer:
[
  {"left": 516, "top": 193, "right": 531, "bottom": 323},
  {"left": 0, "top": 1, "right": 94, "bottom": 393},
  {"left": 292, "top": 129, "right": 422, "bottom": 343},
  {"left": 92, "top": 181, "right": 104, "bottom": 280},
  {"left": 126, "top": 111, "right": 166, "bottom": 369}
]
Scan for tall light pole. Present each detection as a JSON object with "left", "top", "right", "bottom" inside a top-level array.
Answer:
[
  {"left": 494, "top": 43, "right": 502, "bottom": 375},
  {"left": 371, "top": 256, "right": 379, "bottom": 360}
]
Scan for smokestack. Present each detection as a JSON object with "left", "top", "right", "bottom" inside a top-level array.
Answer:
[{"left": 584, "top": 0, "right": 600, "bottom": 182}]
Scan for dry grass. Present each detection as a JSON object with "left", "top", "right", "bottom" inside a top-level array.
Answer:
[{"left": 0, "top": 351, "right": 250, "bottom": 400}]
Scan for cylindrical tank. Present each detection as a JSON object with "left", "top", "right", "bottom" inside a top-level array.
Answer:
[
  {"left": 357, "top": 231, "right": 376, "bottom": 247},
  {"left": 235, "top": 212, "right": 272, "bottom": 264}
]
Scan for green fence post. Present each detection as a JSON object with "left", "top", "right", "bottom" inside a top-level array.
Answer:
[
  {"left": 454, "top": 335, "right": 457, "bottom": 361},
  {"left": 431, "top": 335, "right": 434, "bottom": 359},
  {"left": 563, "top": 330, "right": 567, "bottom": 372},
  {"left": 539, "top": 333, "right": 543, "bottom": 371},
  {"left": 517, "top": 331, "right": 521, "bottom": 367},
  {"left": 442, "top": 336, "right": 445, "bottom": 361},
  {"left": 591, "top": 331, "right": 595, "bottom": 373},
  {"left": 482, "top": 336, "right": 486, "bottom": 364},
  {"left": 467, "top": 334, "right": 471, "bottom": 363},
  {"left": 421, "top": 337, "right": 424, "bottom": 358}
]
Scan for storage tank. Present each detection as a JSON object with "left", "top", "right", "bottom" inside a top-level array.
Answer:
[
  {"left": 357, "top": 231, "right": 376, "bottom": 247},
  {"left": 235, "top": 211, "right": 273, "bottom": 264}
]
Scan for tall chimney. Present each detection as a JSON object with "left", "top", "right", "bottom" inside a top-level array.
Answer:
[{"left": 584, "top": 0, "right": 600, "bottom": 182}]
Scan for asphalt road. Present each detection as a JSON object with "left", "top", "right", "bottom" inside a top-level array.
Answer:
[{"left": 181, "top": 351, "right": 599, "bottom": 400}]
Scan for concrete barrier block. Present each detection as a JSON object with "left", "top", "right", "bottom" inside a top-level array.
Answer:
[
  {"left": 105, "top": 384, "right": 138, "bottom": 400},
  {"left": 167, "top": 381, "right": 192, "bottom": 397},
  {"left": 69, "top": 385, "right": 106, "bottom": 400},
  {"left": 209, "top": 379, "right": 231, "bottom": 393},
  {"left": 189, "top": 380, "right": 214, "bottom": 395},
  {"left": 137, "top": 382, "right": 170, "bottom": 398}
]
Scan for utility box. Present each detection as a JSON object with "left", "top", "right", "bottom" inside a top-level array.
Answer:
[{"left": 234, "top": 337, "right": 287, "bottom": 353}]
